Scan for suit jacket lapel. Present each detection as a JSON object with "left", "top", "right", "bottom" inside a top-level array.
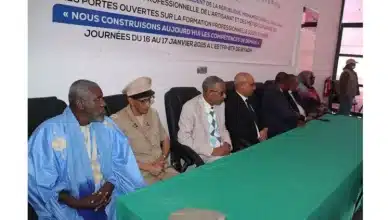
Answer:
[
  {"left": 197, "top": 96, "right": 210, "bottom": 136},
  {"left": 284, "top": 91, "right": 299, "bottom": 113},
  {"left": 243, "top": 96, "right": 260, "bottom": 127},
  {"left": 215, "top": 105, "right": 224, "bottom": 133}
]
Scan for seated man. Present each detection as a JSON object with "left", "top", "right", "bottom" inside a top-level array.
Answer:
[
  {"left": 28, "top": 80, "right": 146, "bottom": 220},
  {"left": 284, "top": 74, "right": 308, "bottom": 121},
  {"left": 262, "top": 72, "right": 303, "bottom": 138},
  {"left": 297, "top": 70, "right": 327, "bottom": 117},
  {"left": 178, "top": 76, "right": 232, "bottom": 163},
  {"left": 225, "top": 72, "right": 268, "bottom": 152},
  {"left": 111, "top": 77, "right": 178, "bottom": 184}
]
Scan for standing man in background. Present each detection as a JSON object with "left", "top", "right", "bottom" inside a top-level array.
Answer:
[
  {"left": 178, "top": 76, "right": 232, "bottom": 163},
  {"left": 225, "top": 72, "right": 268, "bottom": 152},
  {"left": 338, "top": 59, "right": 360, "bottom": 115},
  {"left": 112, "top": 77, "right": 178, "bottom": 185},
  {"left": 28, "top": 80, "right": 145, "bottom": 220}
]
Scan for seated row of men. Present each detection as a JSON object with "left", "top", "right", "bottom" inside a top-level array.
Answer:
[
  {"left": 28, "top": 71, "right": 325, "bottom": 219},
  {"left": 177, "top": 71, "right": 326, "bottom": 163}
]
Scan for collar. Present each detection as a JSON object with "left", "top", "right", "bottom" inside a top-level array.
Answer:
[
  {"left": 236, "top": 91, "right": 248, "bottom": 102},
  {"left": 125, "top": 105, "right": 150, "bottom": 127},
  {"left": 201, "top": 95, "right": 213, "bottom": 111}
]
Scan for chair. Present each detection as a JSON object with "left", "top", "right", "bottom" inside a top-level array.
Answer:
[
  {"left": 103, "top": 94, "right": 128, "bottom": 116},
  {"left": 28, "top": 97, "right": 67, "bottom": 137},
  {"left": 225, "top": 81, "right": 235, "bottom": 93},
  {"left": 254, "top": 82, "right": 265, "bottom": 99},
  {"left": 264, "top": 80, "right": 275, "bottom": 88},
  {"left": 253, "top": 82, "right": 265, "bottom": 112},
  {"left": 225, "top": 81, "right": 236, "bottom": 99},
  {"left": 165, "top": 87, "right": 205, "bottom": 172},
  {"left": 28, "top": 96, "right": 67, "bottom": 220}
]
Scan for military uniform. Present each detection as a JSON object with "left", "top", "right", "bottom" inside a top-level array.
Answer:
[{"left": 112, "top": 77, "right": 178, "bottom": 184}]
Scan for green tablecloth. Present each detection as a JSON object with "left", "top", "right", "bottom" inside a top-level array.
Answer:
[{"left": 117, "top": 115, "right": 363, "bottom": 220}]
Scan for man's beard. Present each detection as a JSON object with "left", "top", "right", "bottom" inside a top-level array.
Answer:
[{"left": 89, "top": 110, "right": 106, "bottom": 122}]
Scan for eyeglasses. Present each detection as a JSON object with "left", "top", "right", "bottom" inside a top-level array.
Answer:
[
  {"left": 136, "top": 96, "right": 155, "bottom": 105},
  {"left": 210, "top": 90, "right": 226, "bottom": 96}
]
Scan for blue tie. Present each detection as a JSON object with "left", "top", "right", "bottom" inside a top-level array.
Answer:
[{"left": 207, "top": 107, "right": 221, "bottom": 148}]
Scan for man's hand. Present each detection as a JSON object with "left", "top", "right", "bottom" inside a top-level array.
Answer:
[
  {"left": 258, "top": 128, "right": 268, "bottom": 141},
  {"left": 92, "top": 182, "right": 114, "bottom": 211},
  {"left": 61, "top": 192, "right": 107, "bottom": 210},
  {"left": 297, "top": 120, "right": 306, "bottom": 127},
  {"left": 153, "top": 155, "right": 167, "bottom": 168},
  {"left": 211, "top": 142, "right": 231, "bottom": 156},
  {"left": 318, "top": 105, "right": 328, "bottom": 115},
  {"left": 148, "top": 163, "right": 164, "bottom": 176}
]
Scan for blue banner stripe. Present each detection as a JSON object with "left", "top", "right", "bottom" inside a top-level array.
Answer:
[{"left": 52, "top": 4, "right": 262, "bottom": 48}]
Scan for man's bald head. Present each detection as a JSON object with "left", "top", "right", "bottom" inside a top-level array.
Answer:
[
  {"left": 234, "top": 72, "right": 253, "bottom": 85},
  {"left": 234, "top": 72, "right": 256, "bottom": 97}
]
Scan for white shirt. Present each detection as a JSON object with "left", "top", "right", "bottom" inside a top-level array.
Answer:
[
  {"left": 236, "top": 92, "right": 260, "bottom": 138},
  {"left": 288, "top": 90, "right": 306, "bottom": 117},
  {"left": 80, "top": 125, "right": 103, "bottom": 185},
  {"left": 202, "top": 96, "right": 213, "bottom": 112}
]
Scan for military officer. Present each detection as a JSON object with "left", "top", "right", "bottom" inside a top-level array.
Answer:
[{"left": 111, "top": 76, "right": 178, "bottom": 184}]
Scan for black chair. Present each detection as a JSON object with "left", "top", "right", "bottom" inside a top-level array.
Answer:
[
  {"left": 103, "top": 94, "right": 128, "bottom": 116},
  {"left": 253, "top": 82, "right": 265, "bottom": 112},
  {"left": 165, "top": 87, "right": 205, "bottom": 173},
  {"left": 264, "top": 80, "right": 275, "bottom": 88},
  {"left": 254, "top": 82, "right": 265, "bottom": 99},
  {"left": 225, "top": 81, "right": 235, "bottom": 92},
  {"left": 28, "top": 97, "right": 68, "bottom": 220},
  {"left": 28, "top": 97, "right": 67, "bottom": 137},
  {"left": 224, "top": 81, "right": 236, "bottom": 99}
]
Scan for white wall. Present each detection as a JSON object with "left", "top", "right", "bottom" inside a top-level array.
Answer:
[
  {"left": 304, "top": 0, "right": 343, "bottom": 97},
  {"left": 297, "top": 27, "right": 316, "bottom": 72},
  {"left": 29, "top": 0, "right": 342, "bottom": 129}
]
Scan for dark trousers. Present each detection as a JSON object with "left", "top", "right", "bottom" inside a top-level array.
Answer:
[{"left": 338, "top": 96, "right": 354, "bottom": 115}]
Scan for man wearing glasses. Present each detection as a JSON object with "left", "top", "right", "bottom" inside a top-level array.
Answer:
[
  {"left": 111, "top": 77, "right": 178, "bottom": 185},
  {"left": 178, "top": 76, "right": 232, "bottom": 163}
]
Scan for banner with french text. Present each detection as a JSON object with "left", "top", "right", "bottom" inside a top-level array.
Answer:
[{"left": 43, "top": 0, "right": 301, "bottom": 64}]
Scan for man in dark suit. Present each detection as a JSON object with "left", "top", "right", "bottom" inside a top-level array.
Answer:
[
  {"left": 225, "top": 72, "right": 268, "bottom": 152},
  {"left": 283, "top": 74, "right": 307, "bottom": 121},
  {"left": 262, "top": 72, "right": 303, "bottom": 138}
]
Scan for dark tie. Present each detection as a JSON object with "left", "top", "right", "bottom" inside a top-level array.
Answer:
[{"left": 245, "top": 99, "right": 259, "bottom": 127}]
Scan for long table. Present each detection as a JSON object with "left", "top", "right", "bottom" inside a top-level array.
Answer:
[{"left": 117, "top": 115, "right": 363, "bottom": 220}]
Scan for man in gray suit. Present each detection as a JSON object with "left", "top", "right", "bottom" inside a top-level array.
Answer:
[{"left": 178, "top": 76, "right": 232, "bottom": 163}]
